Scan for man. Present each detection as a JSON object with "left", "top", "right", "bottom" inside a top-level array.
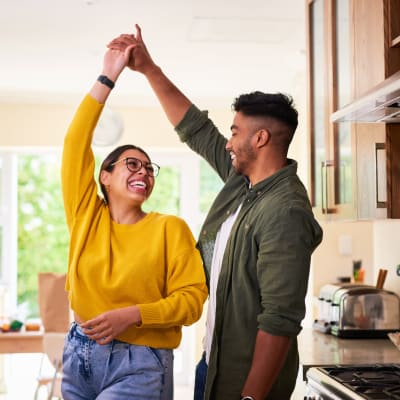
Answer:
[{"left": 109, "top": 25, "right": 323, "bottom": 400}]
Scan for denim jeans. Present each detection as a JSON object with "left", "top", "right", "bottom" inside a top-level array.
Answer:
[
  {"left": 193, "top": 351, "right": 208, "bottom": 400},
  {"left": 61, "top": 322, "right": 173, "bottom": 400}
]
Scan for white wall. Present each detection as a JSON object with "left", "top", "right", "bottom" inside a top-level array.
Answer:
[
  {"left": 312, "top": 220, "right": 374, "bottom": 296},
  {"left": 373, "top": 219, "right": 400, "bottom": 294}
]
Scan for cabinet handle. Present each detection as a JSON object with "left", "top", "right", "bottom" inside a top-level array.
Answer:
[
  {"left": 339, "top": 160, "right": 347, "bottom": 202},
  {"left": 321, "top": 160, "right": 335, "bottom": 214},
  {"left": 375, "top": 143, "right": 387, "bottom": 208},
  {"left": 320, "top": 161, "right": 326, "bottom": 214}
]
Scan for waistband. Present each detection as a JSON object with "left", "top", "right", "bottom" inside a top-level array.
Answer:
[{"left": 68, "top": 321, "right": 88, "bottom": 340}]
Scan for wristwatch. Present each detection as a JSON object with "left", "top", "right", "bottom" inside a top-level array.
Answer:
[{"left": 241, "top": 397, "right": 255, "bottom": 400}]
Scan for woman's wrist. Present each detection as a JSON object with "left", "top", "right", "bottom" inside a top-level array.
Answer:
[{"left": 97, "top": 75, "right": 115, "bottom": 89}]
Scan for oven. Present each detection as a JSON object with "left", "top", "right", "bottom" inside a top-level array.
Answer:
[{"left": 305, "top": 364, "right": 400, "bottom": 399}]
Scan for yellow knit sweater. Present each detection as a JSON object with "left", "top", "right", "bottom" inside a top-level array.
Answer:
[{"left": 61, "top": 94, "right": 207, "bottom": 348}]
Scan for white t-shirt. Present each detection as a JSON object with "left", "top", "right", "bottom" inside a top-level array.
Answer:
[{"left": 204, "top": 203, "right": 242, "bottom": 364}]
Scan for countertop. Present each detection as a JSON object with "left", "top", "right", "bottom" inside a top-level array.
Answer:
[
  {"left": 297, "top": 328, "right": 400, "bottom": 378},
  {"left": 0, "top": 330, "right": 43, "bottom": 353}
]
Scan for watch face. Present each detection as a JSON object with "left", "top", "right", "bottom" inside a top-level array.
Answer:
[{"left": 93, "top": 106, "right": 124, "bottom": 146}]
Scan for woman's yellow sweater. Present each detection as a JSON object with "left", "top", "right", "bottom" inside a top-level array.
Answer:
[{"left": 61, "top": 94, "right": 207, "bottom": 348}]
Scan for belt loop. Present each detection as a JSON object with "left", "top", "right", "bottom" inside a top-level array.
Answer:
[{"left": 68, "top": 321, "right": 78, "bottom": 339}]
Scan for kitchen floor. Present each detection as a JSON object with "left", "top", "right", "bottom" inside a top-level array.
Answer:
[{"left": 0, "top": 354, "right": 306, "bottom": 399}]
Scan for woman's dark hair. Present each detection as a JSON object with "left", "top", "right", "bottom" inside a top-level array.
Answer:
[
  {"left": 99, "top": 144, "right": 151, "bottom": 203},
  {"left": 232, "top": 91, "right": 298, "bottom": 132}
]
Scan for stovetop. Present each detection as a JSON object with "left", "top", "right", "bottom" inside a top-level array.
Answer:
[{"left": 307, "top": 364, "right": 400, "bottom": 400}]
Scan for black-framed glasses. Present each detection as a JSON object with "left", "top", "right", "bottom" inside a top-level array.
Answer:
[{"left": 110, "top": 157, "right": 160, "bottom": 177}]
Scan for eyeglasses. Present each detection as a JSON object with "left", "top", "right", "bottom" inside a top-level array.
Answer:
[{"left": 110, "top": 157, "right": 160, "bottom": 177}]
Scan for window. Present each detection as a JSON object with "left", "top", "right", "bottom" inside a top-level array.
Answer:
[
  {"left": 0, "top": 153, "right": 18, "bottom": 316},
  {"left": 1, "top": 148, "right": 223, "bottom": 317}
]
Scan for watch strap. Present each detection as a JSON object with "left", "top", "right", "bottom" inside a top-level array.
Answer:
[{"left": 97, "top": 75, "right": 115, "bottom": 89}]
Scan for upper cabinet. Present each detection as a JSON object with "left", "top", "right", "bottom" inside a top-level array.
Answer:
[
  {"left": 390, "top": 0, "right": 400, "bottom": 47},
  {"left": 307, "top": 0, "right": 355, "bottom": 220},
  {"left": 306, "top": 0, "right": 400, "bottom": 220}
]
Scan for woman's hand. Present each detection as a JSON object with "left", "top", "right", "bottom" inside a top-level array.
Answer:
[
  {"left": 108, "top": 24, "right": 157, "bottom": 75},
  {"left": 80, "top": 305, "right": 141, "bottom": 345},
  {"left": 89, "top": 42, "right": 135, "bottom": 103},
  {"left": 101, "top": 44, "right": 135, "bottom": 83}
]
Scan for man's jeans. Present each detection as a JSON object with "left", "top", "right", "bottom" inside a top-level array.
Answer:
[
  {"left": 62, "top": 322, "right": 173, "bottom": 399},
  {"left": 194, "top": 351, "right": 208, "bottom": 400}
]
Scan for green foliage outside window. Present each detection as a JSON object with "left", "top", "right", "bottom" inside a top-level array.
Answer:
[
  {"left": 18, "top": 154, "right": 68, "bottom": 317},
  {"left": 199, "top": 159, "right": 223, "bottom": 213},
  {"left": 143, "top": 166, "right": 179, "bottom": 215}
]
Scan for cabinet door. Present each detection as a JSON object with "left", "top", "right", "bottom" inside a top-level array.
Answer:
[
  {"left": 355, "top": 124, "right": 387, "bottom": 219},
  {"left": 307, "top": 0, "right": 330, "bottom": 217},
  {"left": 307, "top": 0, "right": 355, "bottom": 219},
  {"left": 332, "top": 0, "right": 355, "bottom": 218}
]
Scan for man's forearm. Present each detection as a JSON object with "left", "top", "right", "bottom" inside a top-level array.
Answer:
[
  {"left": 144, "top": 65, "right": 192, "bottom": 127},
  {"left": 241, "top": 330, "right": 291, "bottom": 400}
]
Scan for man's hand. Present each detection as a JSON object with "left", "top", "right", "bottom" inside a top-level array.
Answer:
[
  {"left": 80, "top": 306, "right": 141, "bottom": 345},
  {"left": 108, "top": 24, "right": 156, "bottom": 75}
]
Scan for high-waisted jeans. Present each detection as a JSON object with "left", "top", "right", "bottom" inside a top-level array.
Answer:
[{"left": 61, "top": 322, "right": 173, "bottom": 400}]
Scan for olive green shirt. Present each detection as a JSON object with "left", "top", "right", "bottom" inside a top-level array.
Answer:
[{"left": 176, "top": 105, "right": 323, "bottom": 400}]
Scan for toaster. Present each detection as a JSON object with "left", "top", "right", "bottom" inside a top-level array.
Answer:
[{"left": 314, "top": 283, "right": 400, "bottom": 338}]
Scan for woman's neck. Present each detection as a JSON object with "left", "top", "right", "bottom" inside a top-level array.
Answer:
[{"left": 109, "top": 204, "right": 147, "bottom": 225}]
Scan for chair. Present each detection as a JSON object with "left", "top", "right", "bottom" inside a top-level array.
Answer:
[{"left": 34, "top": 332, "right": 65, "bottom": 400}]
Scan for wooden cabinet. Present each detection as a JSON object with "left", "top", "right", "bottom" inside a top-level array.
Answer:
[
  {"left": 306, "top": 0, "right": 355, "bottom": 220},
  {"left": 307, "top": 0, "right": 400, "bottom": 219},
  {"left": 389, "top": 0, "right": 400, "bottom": 48},
  {"left": 351, "top": 0, "right": 400, "bottom": 218}
]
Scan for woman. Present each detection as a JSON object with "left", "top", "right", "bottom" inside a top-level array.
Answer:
[{"left": 61, "top": 44, "right": 207, "bottom": 399}]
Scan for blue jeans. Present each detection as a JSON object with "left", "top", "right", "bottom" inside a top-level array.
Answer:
[
  {"left": 62, "top": 322, "right": 173, "bottom": 400},
  {"left": 193, "top": 351, "right": 208, "bottom": 400}
]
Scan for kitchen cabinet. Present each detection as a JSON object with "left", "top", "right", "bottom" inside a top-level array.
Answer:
[
  {"left": 306, "top": 0, "right": 355, "bottom": 220},
  {"left": 350, "top": 0, "right": 400, "bottom": 219},
  {"left": 306, "top": 0, "right": 400, "bottom": 219},
  {"left": 390, "top": 0, "right": 400, "bottom": 48}
]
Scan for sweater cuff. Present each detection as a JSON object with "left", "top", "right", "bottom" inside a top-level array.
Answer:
[
  {"left": 174, "top": 104, "right": 210, "bottom": 143},
  {"left": 137, "top": 303, "right": 161, "bottom": 326}
]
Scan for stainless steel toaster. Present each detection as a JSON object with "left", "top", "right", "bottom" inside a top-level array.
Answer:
[{"left": 314, "top": 283, "right": 400, "bottom": 338}]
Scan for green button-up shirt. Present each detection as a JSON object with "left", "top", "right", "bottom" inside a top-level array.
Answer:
[{"left": 176, "top": 105, "right": 323, "bottom": 400}]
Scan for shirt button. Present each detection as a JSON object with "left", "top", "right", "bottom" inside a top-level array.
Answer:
[{"left": 226, "top": 210, "right": 231, "bottom": 215}]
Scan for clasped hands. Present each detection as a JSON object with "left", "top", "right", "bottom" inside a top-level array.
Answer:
[
  {"left": 106, "top": 23, "right": 155, "bottom": 74},
  {"left": 81, "top": 305, "right": 141, "bottom": 345}
]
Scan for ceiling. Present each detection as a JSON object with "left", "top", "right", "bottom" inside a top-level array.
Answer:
[{"left": 0, "top": 0, "right": 306, "bottom": 107}]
